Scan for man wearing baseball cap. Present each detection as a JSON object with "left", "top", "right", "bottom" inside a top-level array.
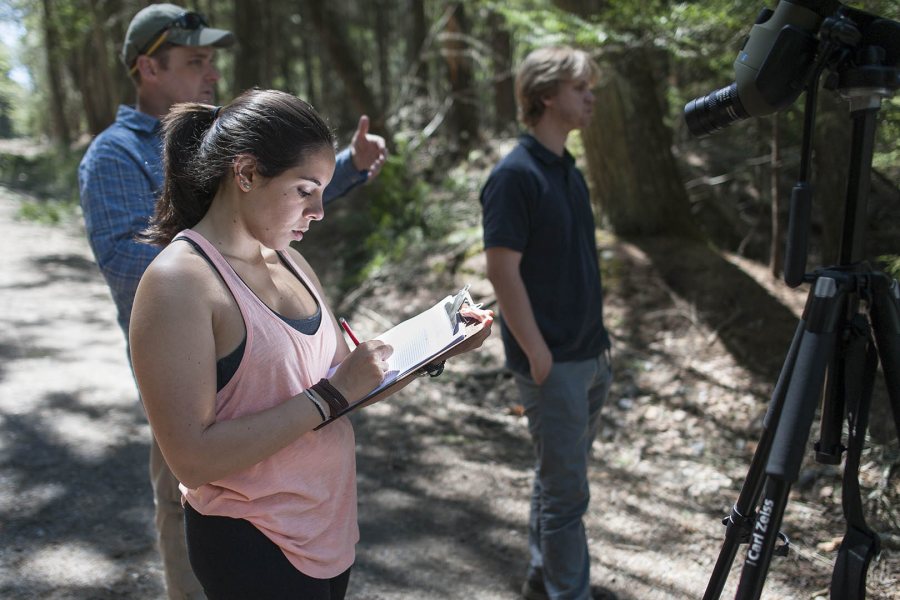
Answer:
[
  {"left": 79, "top": 4, "right": 387, "bottom": 598},
  {"left": 121, "top": 4, "right": 233, "bottom": 77}
]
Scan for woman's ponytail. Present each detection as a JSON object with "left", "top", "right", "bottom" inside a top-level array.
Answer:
[{"left": 143, "top": 103, "right": 219, "bottom": 245}]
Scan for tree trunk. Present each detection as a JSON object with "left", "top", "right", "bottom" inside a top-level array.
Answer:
[
  {"left": 770, "top": 113, "right": 784, "bottom": 277},
  {"left": 299, "top": 23, "right": 318, "bottom": 107},
  {"left": 40, "top": 0, "right": 71, "bottom": 145},
  {"left": 374, "top": 0, "right": 391, "bottom": 113},
  {"left": 77, "top": 0, "right": 118, "bottom": 135},
  {"left": 582, "top": 45, "right": 696, "bottom": 237},
  {"left": 407, "top": 0, "right": 429, "bottom": 93},
  {"left": 814, "top": 89, "right": 852, "bottom": 267},
  {"left": 441, "top": 3, "right": 480, "bottom": 155},
  {"left": 306, "top": 0, "right": 386, "bottom": 135},
  {"left": 488, "top": 10, "right": 516, "bottom": 133},
  {"left": 232, "top": 0, "right": 274, "bottom": 94},
  {"left": 279, "top": 17, "right": 298, "bottom": 95},
  {"left": 107, "top": 0, "right": 132, "bottom": 106}
]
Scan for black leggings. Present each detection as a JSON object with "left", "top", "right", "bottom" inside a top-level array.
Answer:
[{"left": 184, "top": 502, "right": 351, "bottom": 600}]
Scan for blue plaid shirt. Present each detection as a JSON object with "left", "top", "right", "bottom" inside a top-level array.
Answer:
[{"left": 79, "top": 104, "right": 368, "bottom": 336}]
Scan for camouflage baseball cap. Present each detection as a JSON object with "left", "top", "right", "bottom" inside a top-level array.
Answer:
[{"left": 121, "top": 3, "right": 234, "bottom": 70}]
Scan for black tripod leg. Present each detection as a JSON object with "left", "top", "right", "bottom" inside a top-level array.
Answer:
[
  {"left": 831, "top": 314, "right": 880, "bottom": 600},
  {"left": 702, "top": 320, "right": 806, "bottom": 600},
  {"left": 735, "top": 276, "right": 846, "bottom": 600},
  {"left": 869, "top": 276, "right": 900, "bottom": 434},
  {"left": 830, "top": 274, "right": 900, "bottom": 598}
]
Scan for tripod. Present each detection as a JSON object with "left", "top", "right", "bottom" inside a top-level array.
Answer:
[{"left": 702, "top": 12, "right": 900, "bottom": 600}]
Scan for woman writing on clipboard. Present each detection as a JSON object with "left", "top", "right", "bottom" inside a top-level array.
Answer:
[{"left": 129, "top": 89, "right": 492, "bottom": 600}]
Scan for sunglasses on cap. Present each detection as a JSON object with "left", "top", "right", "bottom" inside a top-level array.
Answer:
[{"left": 129, "top": 11, "right": 209, "bottom": 75}]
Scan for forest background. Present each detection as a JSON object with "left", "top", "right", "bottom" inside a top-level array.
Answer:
[
  {"left": 0, "top": 0, "right": 899, "bottom": 598},
  {"left": 1, "top": 0, "right": 898, "bottom": 278}
]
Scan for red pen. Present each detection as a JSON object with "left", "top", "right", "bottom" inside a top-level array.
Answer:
[{"left": 339, "top": 317, "right": 361, "bottom": 346}]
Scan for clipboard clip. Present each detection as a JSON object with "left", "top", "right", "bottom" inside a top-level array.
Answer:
[{"left": 445, "top": 284, "right": 472, "bottom": 323}]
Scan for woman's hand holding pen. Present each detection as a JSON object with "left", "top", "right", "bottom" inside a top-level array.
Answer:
[
  {"left": 329, "top": 304, "right": 492, "bottom": 403},
  {"left": 329, "top": 340, "right": 393, "bottom": 402}
]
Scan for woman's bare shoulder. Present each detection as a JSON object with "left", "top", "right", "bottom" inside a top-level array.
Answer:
[{"left": 139, "top": 242, "right": 220, "bottom": 304}]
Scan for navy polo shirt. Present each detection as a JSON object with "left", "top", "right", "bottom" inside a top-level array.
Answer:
[{"left": 480, "top": 134, "right": 610, "bottom": 376}]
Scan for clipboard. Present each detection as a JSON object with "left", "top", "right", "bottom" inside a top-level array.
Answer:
[{"left": 315, "top": 285, "right": 481, "bottom": 428}]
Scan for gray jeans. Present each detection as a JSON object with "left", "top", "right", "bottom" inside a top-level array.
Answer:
[{"left": 514, "top": 352, "right": 613, "bottom": 600}]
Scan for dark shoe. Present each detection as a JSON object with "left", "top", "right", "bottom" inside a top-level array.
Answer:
[
  {"left": 521, "top": 578, "right": 549, "bottom": 600},
  {"left": 521, "top": 578, "right": 619, "bottom": 600},
  {"left": 590, "top": 585, "right": 619, "bottom": 600}
]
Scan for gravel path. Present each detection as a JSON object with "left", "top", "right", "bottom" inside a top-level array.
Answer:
[{"left": 2, "top": 186, "right": 895, "bottom": 599}]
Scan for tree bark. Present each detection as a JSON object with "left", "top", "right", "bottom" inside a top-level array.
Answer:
[
  {"left": 407, "top": 0, "right": 429, "bottom": 93},
  {"left": 78, "top": 0, "right": 118, "bottom": 135},
  {"left": 769, "top": 113, "right": 784, "bottom": 277},
  {"left": 306, "top": 0, "right": 386, "bottom": 135},
  {"left": 108, "top": 0, "right": 132, "bottom": 106},
  {"left": 232, "top": 0, "right": 275, "bottom": 94},
  {"left": 814, "top": 89, "right": 852, "bottom": 266},
  {"left": 278, "top": 11, "right": 299, "bottom": 95},
  {"left": 40, "top": 0, "right": 71, "bottom": 145},
  {"left": 299, "top": 20, "right": 319, "bottom": 107},
  {"left": 582, "top": 45, "right": 697, "bottom": 237},
  {"left": 441, "top": 3, "right": 480, "bottom": 154},
  {"left": 374, "top": 0, "right": 391, "bottom": 112},
  {"left": 488, "top": 10, "right": 516, "bottom": 133}
]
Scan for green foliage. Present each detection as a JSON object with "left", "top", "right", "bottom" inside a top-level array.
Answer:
[
  {"left": 333, "top": 150, "right": 430, "bottom": 289},
  {"left": 0, "top": 146, "right": 83, "bottom": 205},
  {"left": 15, "top": 196, "right": 78, "bottom": 224},
  {"left": 873, "top": 96, "right": 900, "bottom": 180},
  {"left": 0, "top": 8, "right": 30, "bottom": 137},
  {"left": 0, "top": 44, "right": 18, "bottom": 137},
  {"left": 365, "top": 155, "right": 428, "bottom": 263},
  {"left": 337, "top": 139, "right": 489, "bottom": 290},
  {"left": 878, "top": 255, "right": 900, "bottom": 279},
  {"left": 668, "top": 2, "right": 758, "bottom": 76},
  {"left": 483, "top": 1, "right": 607, "bottom": 54}
]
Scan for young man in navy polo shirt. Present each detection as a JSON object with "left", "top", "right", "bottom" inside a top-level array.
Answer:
[{"left": 480, "top": 46, "right": 614, "bottom": 600}]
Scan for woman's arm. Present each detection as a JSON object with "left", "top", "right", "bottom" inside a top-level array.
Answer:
[{"left": 130, "top": 249, "right": 333, "bottom": 489}]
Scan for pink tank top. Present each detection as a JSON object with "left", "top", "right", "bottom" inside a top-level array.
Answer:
[{"left": 177, "top": 229, "right": 358, "bottom": 579}]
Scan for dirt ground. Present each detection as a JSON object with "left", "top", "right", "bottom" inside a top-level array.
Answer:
[{"left": 1, "top": 184, "right": 897, "bottom": 600}]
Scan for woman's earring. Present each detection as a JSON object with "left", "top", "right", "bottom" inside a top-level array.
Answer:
[{"left": 240, "top": 178, "right": 251, "bottom": 191}]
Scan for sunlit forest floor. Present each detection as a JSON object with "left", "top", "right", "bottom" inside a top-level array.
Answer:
[{"left": 1, "top": 139, "right": 898, "bottom": 599}]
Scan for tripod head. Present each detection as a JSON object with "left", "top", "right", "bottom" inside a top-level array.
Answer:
[
  {"left": 824, "top": 5, "right": 900, "bottom": 105},
  {"left": 683, "top": 1, "right": 899, "bottom": 287}
]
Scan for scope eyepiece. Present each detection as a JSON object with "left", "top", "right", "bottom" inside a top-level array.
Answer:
[{"left": 684, "top": 83, "right": 751, "bottom": 137}]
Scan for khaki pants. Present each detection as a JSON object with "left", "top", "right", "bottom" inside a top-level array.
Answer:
[{"left": 150, "top": 436, "right": 206, "bottom": 600}]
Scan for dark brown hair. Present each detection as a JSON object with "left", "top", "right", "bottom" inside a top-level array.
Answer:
[{"left": 143, "top": 88, "right": 336, "bottom": 245}]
